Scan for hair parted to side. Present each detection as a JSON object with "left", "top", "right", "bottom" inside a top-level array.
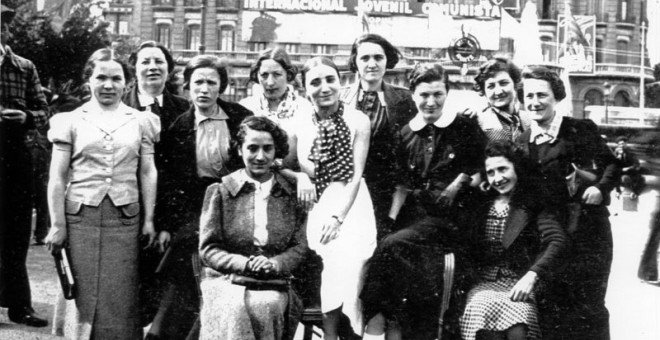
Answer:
[
  {"left": 182, "top": 55, "right": 229, "bottom": 94},
  {"left": 408, "top": 63, "right": 449, "bottom": 93},
  {"left": 521, "top": 65, "right": 566, "bottom": 101},
  {"left": 348, "top": 33, "right": 401, "bottom": 73},
  {"left": 82, "top": 48, "right": 133, "bottom": 84},
  {"left": 236, "top": 116, "right": 289, "bottom": 159},
  {"left": 473, "top": 56, "right": 522, "bottom": 96},
  {"left": 301, "top": 57, "right": 340, "bottom": 87},
  {"left": 128, "top": 40, "right": 176, "bottom": 74},
  {"left": 249, "top": 47, "right": 298, "bottom": 83}
]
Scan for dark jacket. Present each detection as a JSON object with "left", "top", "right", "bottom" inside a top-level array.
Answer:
[{"left": 122, "top": 85, "right": 190, "bottom": 133}]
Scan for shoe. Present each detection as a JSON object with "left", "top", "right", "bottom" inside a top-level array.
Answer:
[
  {"left": 32, "top": 239, "right": 45, "bottom": 246},
  {"left": 144, "top": 333, "right": 162, "bottom": 340},
  {"left": 8, "top": 307, "right": 48, "bottom": 327}
]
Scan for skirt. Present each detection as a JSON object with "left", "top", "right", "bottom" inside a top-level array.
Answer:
[
  {"left": 52, "top": 197, "right": 142, "bottom": 340},
  {"left": 460, "top": 277, "right": 541, "bottom": 340},
  {"left": 306, "top": 178, "right": 377, "bottom": 334}
]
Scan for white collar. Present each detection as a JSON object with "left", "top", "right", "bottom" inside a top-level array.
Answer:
[
  {"left": 530, "top": 112, "right": 564, "bottom": 144},
  {"left": 239, "top": 169, "right": 274, "bottom": 193},
  {"left": 137, "top": 91, "right": 164, "bottom": 108},
  {"left": 408, "top": 111, "right": 457, "bottom": 132},
  {"left": 194, "top": 106, "right": 229, "bottom": 129}
]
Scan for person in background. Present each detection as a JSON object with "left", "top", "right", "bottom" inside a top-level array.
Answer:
[
  {"left": 520, "top": 66, "right": 619, "bottom": 339},
  {"left": 460, "top": 140, "right": 567, "bottom": 340},
  {"left": 360, "top": 63, "right": 486, "bottom": 340},
  {"left": 157, "top": 55, "right": 253, "bottom": 339},
  {"left": 614, "top": 136, "right": 644, "bottom": 199},
  {"left": 0, "top": 4, "right": 49, "bottom": 327},
  {"left": 340, "top": 33, "right": 416, "bottom": 240},
  {"left": 198, "top": 116, "right": 308, "bottom": 340},
  {"left": 46, "top": 48, "right": 159, "bottom": 339}
]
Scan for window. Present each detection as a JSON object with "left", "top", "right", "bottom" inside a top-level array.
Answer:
[
  {"left": 218, "top": 25, "right": 234, "bottom": 51},
  {"left": 409, "top": 48, "right": 431, "bottom": 59},
  {"left": 155, "top": 24, "right": 171, "bottom": 48},
  {"left": 216, "top": 0, "right": 238, "bottom": 8},
  {"left": 105, "top": 14, "right": 129, "bottom": 35},
  {"left": 184, "top": 0, "right": 201, "bottom": 6},
  {"left": 186, "top": 25, "right": 201, "bottom": 50},
  {"left": 312, "top": 44, "right": 334, "bottom": 55},
  {"left": 618, "top": 0, "right": 631, "bottom": 22},
  {"left": 614, "top": 91, "right": 632, "bottom": 107},
  {"left": 152, "top": 0, "right": 172, "bottom": 5},
  {"left": 541, "top": 36, "right": 556, "bottom": 63},
  {"left": 249, "top": 42, "right": 268, "bottom": 52},
  {"left": 584, "top": 89, "right": 604, "bottom": 106},
  {"left": 596, "top": 38, "right": 603, "bottom": 63},
  {"left": 617, "top": 40, "right": 629, "bottom": 64},
  {"left": 540, "top": 0, "right": 555, "bottom": 19},
  {"left": 283, "top": 43, "right": 300, "bottom": 54}
]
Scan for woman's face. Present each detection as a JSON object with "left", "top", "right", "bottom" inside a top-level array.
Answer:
[
  {"left": 305, "top": 64, "right": 340, "bottom": 109},
  {"left": 89, "top": 60, "right": 126, "bottom": 107},
  {"left": 523, "top": 78, "right": 557, "bottom": 126},
  {"left": 412, "top": 81, "right": 447, "bottom": 124},
  {"left": 240, "top": 127, "right": 275, "bottom": 183},
  {"left": 136, "top": 47, "right": 169, "bottom": 92},
  {"left": 485, "top": 156, "right": 518, "bottom": 196},
  {"left": 258, "top": 59, "right": 288, "bottom": 101},
  {"left": 190, "top": 67, "right": 221, "bottom": 111},
  {"left": 356, "top": 42, "right": 387, "bottom": 84},
  {"left": 484, "top": 71, "right": 516, "bottom": 110}
]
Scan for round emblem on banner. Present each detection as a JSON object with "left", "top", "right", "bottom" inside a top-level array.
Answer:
[{"left": 449, "top": 34, "right": 481, "bottom": 63}]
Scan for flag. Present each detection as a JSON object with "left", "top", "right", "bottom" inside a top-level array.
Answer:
[
  {"left": 500, "top": 8, "right": 520, "bottom": 39},
  {"left": 648, "top": 0, "right": 660, "bottom": 66},
  {"left": 514, "top": 0, "right": 543, "bottom": 66},
  {"left": 561, "top": 1, "right": 589, "bottom": 47}
]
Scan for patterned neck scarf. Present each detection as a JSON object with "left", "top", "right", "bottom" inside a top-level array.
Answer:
[
  {"left": 308, "top": 102, "right": 355, "bottom": 195},
  {"left": 258, "top": 85, "right": 297, "bottom": 120}
]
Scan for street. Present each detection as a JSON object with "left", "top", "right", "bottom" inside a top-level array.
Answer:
[{"left": 1, "top": 191, "right": 659, "bottom": 339}]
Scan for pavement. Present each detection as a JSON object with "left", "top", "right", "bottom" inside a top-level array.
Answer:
[{"left": 1, "top": 191, "right": 660, "bottom": 339}]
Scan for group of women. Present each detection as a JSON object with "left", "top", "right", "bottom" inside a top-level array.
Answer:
[{"left": 43, "top": 33, "right": 618, "bottom": 340}]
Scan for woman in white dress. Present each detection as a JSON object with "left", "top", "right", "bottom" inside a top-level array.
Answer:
[{"left": 284, "top": 57, "right": 377, "bottom": 339}]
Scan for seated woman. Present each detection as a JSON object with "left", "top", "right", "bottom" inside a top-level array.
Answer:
[
  {"left": 361, "top": 63, "right": 487, "bottom": 340},
  {"left": 198, "top": 116, "right": 308, "bottom": 340},
  {"left": 460, "top": 140, "right": 568, "bottom": 340}
]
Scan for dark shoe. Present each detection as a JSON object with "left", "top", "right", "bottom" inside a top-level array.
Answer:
[
  {"left": 144, "top": 333, "right": 162, "bottom": 340},
  {"left": 32, "top": 239, "right": 45, "bottom": 246},
  {"left": 8, "top": 307, "right": 48, "bottom": 327}
]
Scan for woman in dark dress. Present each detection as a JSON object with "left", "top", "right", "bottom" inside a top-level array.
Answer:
[
  {"left": 521, "top": 66, "right": 619, "bottom": 339},
  {"left": 361, "top": 63, "right": 486, "bottom": 340},
  {"left": 460, "top": 140, "right": 567, "bottom": 340},
  {"left": 340, "top": 34, "right": 416, "bottom": 240}
]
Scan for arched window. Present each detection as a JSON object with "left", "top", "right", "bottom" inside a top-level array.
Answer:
[
  {"left": 617, "top": 40, "right": 629, "bottom": 64},
  {"left": 155, "top": 23, "right": 171, "bottom": 49},
  {"left": 186, "top": 24, "right": 201, "bottom": 50},
  {"left": 614, "top": 91, "right": 632, "bottom": 107},
  {"left": 218, "top": 25, "right": 234, "bottom": 51},
  {"left": 584, "top": 89, "right": 604, "bottom": 106}
]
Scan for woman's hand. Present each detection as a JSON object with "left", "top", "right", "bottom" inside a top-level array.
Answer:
[
  {"left": 296, "top": 172, "right": 317, "bottom": 211},
  {"left": 320, "top": 217, "right": 341, "bottom": 245},
  {"left": 509, "top": 271, "right": 538, "bottom": 302},
  {"left": 142, "top": 220, "right": 157, "bottom": 249},
  {"left": 247, "top": 255, "right": 275, "bottom": 274},
  {"left": 45, "top": 226, "right": 67, "bottom": 254},
  {"left": 156, "top": 231, "right": 171, "bottom": 253},
  {"left": 582, "top": 186, "right": 603, "bottom": 205}
]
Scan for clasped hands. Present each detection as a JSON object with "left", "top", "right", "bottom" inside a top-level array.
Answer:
[{"left": 246, "top": 255, "right": 279, "bottom": 276}]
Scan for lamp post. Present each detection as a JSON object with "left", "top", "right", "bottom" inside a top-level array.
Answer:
[
  {"left": 603, "top": 81, "right": 611, "bottom": 125},
  {"left": 198, "top": 0, "right": 207, "bottom": 55}
]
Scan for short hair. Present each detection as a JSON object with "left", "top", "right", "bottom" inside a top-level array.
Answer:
[
  {"left": 301, "top": 57, "right": 340, "bottom": 88},
  {"left": 235, "top": 116, "right": 289, "bottom": 159},
  {"left": 616, "top": 135, "right": 629, "bottom": 143},
  {"left": 348, "top": 34, "right": 401, "bottom": 73},
  {"left": 473, "top": 56, "right": 522, "bottom": 96},
  {"left": 408, "top": 63, "right": 449, "bottom": 93},
  {"left": 182, "top": 55, "right": 229, "bottom": 94},
  {"left": 82, "top": 48, "right": 132, "bottom": 84},
  {"left": 249, "top": 47, "right": 298, "bottom": 83},
  {"left": 521, "top": 66, "right": 567, "bottom": 101},
  {"left": 1, "top": 5, "right": 16, "bottom": 24},
  {"left": 128, "top": 40, "right": 175, "bottom": 74}
]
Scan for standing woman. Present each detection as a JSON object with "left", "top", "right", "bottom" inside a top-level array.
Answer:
[
  {"left": 521, "top": 66, "right": 619, "bottom": 339},
  {"left": 286, "top": 57, "right": 376, "bottom": 339},
  {"left": 460, "top": 140, "right": 567, "bottom": 340},
  {"left": 45, "top": 48, "right": 159, "bottom": 339},
  {"left": 340, "top": 34, "right": 416, "bottom": 240}
]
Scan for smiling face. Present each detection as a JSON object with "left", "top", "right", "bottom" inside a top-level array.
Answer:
[
  {"left": 523, "top": 78, "right": 558, "bottom": 126},
  {"left": 190, "top": 67, "right": 221, "bottom": 112},
  {"left": 484, "top": 71, "right": 516, "bottom": 111},
  {"left": 240, "top": 128, "right": 275, "bottom": 183},
  {"left": 412, "top": 81, "right": 447, "bottom": 124},
  {"left": 258, "top": 59, "right": 288, "bottom": 101},
  {"left": 305, "top": 64, "right": 340, "bottom": 110},
  {"left": 356, "top": 42, "right": 387, "bottom": 84},
  {"left": 89, "top": 60, "right": 126, "bottom": 108},
  {"left": 135, "top": 47, "right": 168, "bottom": 92},
  {"left": 485, "top": 155, "right": 518, "bottom": 196}
]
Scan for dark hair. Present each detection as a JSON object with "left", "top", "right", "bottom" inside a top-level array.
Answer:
[
  {"left": 473, "top": 56, "right": 522, "bottom": 96},
  {"left": 183, "top": 55, "right": 229, "bottom": 94},
  {"left": 1, "top": 5, "right": 16, "bottom": 24},
  {"left": 616, "top": 135, "right": 629, "bottom": 143},
  {"left": 301, "top": 57, "right": 340, "bottom": 87},
  {"left": 408, "top": 63, "right": 449, "bottom": 93},
  {"left": 82, "top": 48, "right": 132, "bottom": 84},
  {"left": 128, "top": 40, "right": 175, "bottom": 74},
  {"left": 249, "top": 47, "right": 298, "bottom": 83},
  {"left": 521, "top": 66, "right": 567, "bottom": 101},
  {"left": 236, "top": 116, "right": 289, "bottom": 159},
  {"left": 348, "top": 34, "right": 401, "bottom": 73},
  {"left": 484, "top": 140, "right": 525, "bottom": 169}
]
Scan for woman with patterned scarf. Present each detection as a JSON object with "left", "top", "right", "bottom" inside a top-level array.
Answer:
[{"left": 284, "top": 57, "right": 377, "bottom": 339}]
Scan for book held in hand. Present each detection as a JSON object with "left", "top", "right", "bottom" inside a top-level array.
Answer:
[{"left": 53, "top": 248, "right": 76, "bottom": 300}]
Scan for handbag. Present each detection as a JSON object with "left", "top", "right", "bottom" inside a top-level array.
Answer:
[
  {"left": 230, "top": 273, "right": 290, "bottom": 291},
  {"left": 53, "top": 248, "right": 76, "bottom": 300}
]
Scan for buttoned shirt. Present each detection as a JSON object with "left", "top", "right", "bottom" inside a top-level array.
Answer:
[
  {"left": 137, "top": 92, "right": 164, "bottom": 111},
  {"left": 530, "top": 113, "right": 564, "bottom": 145},
  {"left": 194, "top": 107, "right": 231, "bottom": 179},
  {"left": 238, "top": 169, "right": 274, "bottom": 247},
  {"left": 48, "top": 101, "right": 160, "bottom": 206}
]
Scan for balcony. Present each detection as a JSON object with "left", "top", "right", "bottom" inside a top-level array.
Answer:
[
  {"left": 172, "top": 50, "right": 352, "bottom": 67},
  {"left": 595, "top": 63, "right": 655, "bottom": 78}
]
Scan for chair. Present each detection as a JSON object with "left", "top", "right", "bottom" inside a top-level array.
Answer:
[{"left": 438, "top": 253, "right": 456, "bottom": 340}]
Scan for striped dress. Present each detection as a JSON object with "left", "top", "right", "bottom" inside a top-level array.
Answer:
[{"left": 459, "top": 204, "right": 541, "bottom": 340}]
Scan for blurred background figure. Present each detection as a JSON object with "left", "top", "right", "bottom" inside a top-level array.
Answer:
[{"left": 614, "top": 136, "right": 645, "bottom": 200}]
